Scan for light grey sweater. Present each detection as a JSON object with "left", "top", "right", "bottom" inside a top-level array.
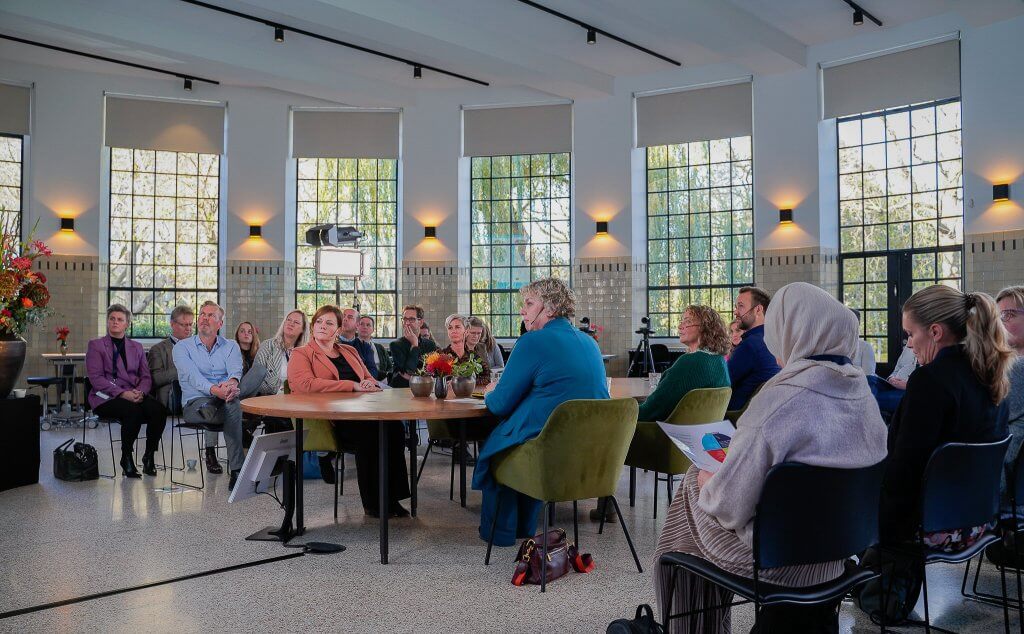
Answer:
[{"left": 699, "top": 362, "right": 889, "bottom": 547}]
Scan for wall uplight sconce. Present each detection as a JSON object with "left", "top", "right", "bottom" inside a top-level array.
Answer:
[
  {"left": 249, "top": 224, "right": 262, "bottom": 239},
  {"left": 993, "top": 184, "right": 1011, "bottom": 202},
  {"left": 60, "top": 217, "right": 75, "bottom": 233},
  {"left": 779, "top": 208, "right": 794, "bottom": 224},
  {"left": 424, "top": 226, "right": 437, "bottom": 239},
  {"left": 595, "top": 220, "right": 608, "bottom": 235}
]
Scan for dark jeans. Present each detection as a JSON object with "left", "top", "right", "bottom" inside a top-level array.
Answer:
[
  {"left": 334, "top": 421, "right": 410, "bottom": 512},
  {"left": 95, "top": 395, "right": 168, "bottom": 454}
]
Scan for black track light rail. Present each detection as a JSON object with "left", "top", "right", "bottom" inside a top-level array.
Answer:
[
  {"left": 840, "top": 0, "right": 883, "bottom": 27},
  {"left": 513, "top": 0, "right": 680, "bottom": 66},
  {"left": 0, "top": 32, "right": 218, "bottom": 85},
  {"left": 178, "top": 0, "right": 489, "bottom": 86}
]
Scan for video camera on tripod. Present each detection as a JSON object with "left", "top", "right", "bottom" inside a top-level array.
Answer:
[{"left": 628, "top": 317, "right": 657, "bottom": 377}]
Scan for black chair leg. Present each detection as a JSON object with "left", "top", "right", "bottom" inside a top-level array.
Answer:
[
  {"left": 667, "top": 473, "right": 673, "bottom": 500},
  {"left": 653, "top": 472, "right": 659, "bottom": 520},
  {"left": 333, "top": 459, "right": 339, "bottom": 520},
  {"left": 609, "top": 496, "right": 643, "bottom": 573},
  {"left": 339, "top": 452, "right": 345, "bottom": 495},
  {"left": 541, "top": 501, "right": 549, "bottom": 592},
  {"left": 415, "top": 440, "right": 433, "bottom": 483},
  {"left": 1001, "top": 558, "right": 1011, "bottom": 634},
  {"left": 548, "top": 502, "right": 555, "bottom": 526},
  {"left": 485, "top": 494, "right": 503, "bottom": 565},
  {"left": 572, "top": 500, "right": 579, "bottom": 547},
  {"left": 663, "top": 563, "right": 677, "bottom": 625},
  {"left": 629, "top": 467, "right": 636, "bottom": 507},
  {"left": 449, "top": 446, "right": 456, "bottom": 501}
]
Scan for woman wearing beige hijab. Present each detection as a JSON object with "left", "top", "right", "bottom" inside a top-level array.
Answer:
[{"left": 652, "top": 282, "right": 888, "bottom": 633}]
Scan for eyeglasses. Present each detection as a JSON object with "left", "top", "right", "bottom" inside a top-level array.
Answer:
[
  {"left": 173, "top": 320, "right": 193, "bottom": 328},
  {"left": 1001, "top": 309, "right": 1024, "bottom": 322},
  {"left": 402, "top": 317, "right": 420, "bottom": 323}
]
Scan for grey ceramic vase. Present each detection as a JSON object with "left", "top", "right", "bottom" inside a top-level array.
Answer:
[
  {"left": 451, "top": 376, "right": 475, "bottom": 398},
  {"left": 409, "top": 375, "right": 433, "bottom": 397},
  {"left": 0, "top": 335, "right": 27, "bottom": 399}
]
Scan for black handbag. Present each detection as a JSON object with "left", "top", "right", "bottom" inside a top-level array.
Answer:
[
  {"left": 606, "top": 604, "right": 664, "bottom": 634},
  {"left": 53, "top": 438, "right": 99, "bottom": 481}
]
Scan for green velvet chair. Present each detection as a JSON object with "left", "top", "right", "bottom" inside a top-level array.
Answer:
[
  {"left": 282, "top": 380, "right": 351, "bottom": 519},
  {"left": 483, "top": 398, "right": 643, "bottom": 591},
  {"left": 624, "top": 386, "right": 732, "bottom": 519}
]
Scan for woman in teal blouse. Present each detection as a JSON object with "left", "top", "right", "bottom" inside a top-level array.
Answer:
[
  {"left": 638, "top": 305, "right": 731, "bottom": 422},
  {"left": 473, "top": 278, "right": 609, "bottom": 547}
]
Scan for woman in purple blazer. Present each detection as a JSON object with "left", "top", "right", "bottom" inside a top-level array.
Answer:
[{"left": 86, "top": 304, "right": 168, "bottom": 478}]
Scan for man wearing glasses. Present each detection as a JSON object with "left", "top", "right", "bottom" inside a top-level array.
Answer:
[{"left": 389, "top": 304, "right": 437, "bottom": 387}]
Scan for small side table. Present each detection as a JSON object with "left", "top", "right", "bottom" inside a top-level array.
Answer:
[{"left": 0, "top": 395, "right": 41, "bottom": 491}]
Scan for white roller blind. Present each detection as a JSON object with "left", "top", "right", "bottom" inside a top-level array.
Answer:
[
  {"left": 462, "top": 104, "right": 571, "bottom": 157},
  {"left": 0, "top": 83, "right": 30, "bottom": 136},
  {"left": 635, "top": 82, "right": 752, "bottom": 148},
  {"left": 292, "top": 110, "right": 400, "bottom": 159},
  {"left": 822, "top": 40, "right": 960, "bottom": 120},
  {"left": 104, "top": 96, "right": 225, "bottom": 154}
]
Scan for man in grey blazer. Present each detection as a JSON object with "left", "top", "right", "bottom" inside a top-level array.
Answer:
[{"left": 147, "top": 305, "right": 222, "bottom": 475}]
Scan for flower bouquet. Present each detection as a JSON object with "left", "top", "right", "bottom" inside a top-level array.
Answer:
[
  {"left": 418, "top": 351, "right": 456, "bottom": 398},
  {"left": 56, "top": 325, "right": 70, "bottom": 355},
  {"left": 0, "top": 221, "right": 54, "bottom": 397}
]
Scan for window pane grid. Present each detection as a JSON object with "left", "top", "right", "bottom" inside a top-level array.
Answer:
[
  {"left": 470, "top": 153, "right": 572, "bottom": 339},
  {"left": 108, "top": 147, "right": 220, "bottom": 338},
  {"left": 295, "top": 158, "right": 398, "bottom": 339},
  {"left": 645, "top": 137, "right": 754, "bottom": 334},
  {"left": 0, "top": 134, "right": 23, "bottom": 240},
  {"left": 837, "top": 99, "right": 963, "bottom": 364}
]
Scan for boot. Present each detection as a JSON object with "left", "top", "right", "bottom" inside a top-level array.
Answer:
[
  {"left": 319, "top": 453, "right": 336, "bottom": 484},
  {"left": 205, "top": 448, "right": 223, "bottom": 474},
  {"left": 141, "top": 450, "right": 157, "bottom": 476},
  {"left": 120, "top": 451, "right": 141, "bottom": 478}
]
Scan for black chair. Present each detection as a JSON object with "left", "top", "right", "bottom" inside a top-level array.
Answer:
[
  {"left": 660, "top": 460, "right": 886, "bottom": 631},
  {"left": 80, "top": 376, "right": 166, "bottom": 479},
  {"left": 168, "top": 381, "right": 227, "bottom": 491},
  {"left": 961, "top": 438, "right": 1024, "bottom": 629},
  {"left": 894, "top": 438, "right": 1011, "bottom": 634},
  {"left": 650, "top": 343, "right": 672, "bottom": 373}
]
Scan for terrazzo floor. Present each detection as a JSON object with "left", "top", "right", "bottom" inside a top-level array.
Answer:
[{"left": 0, "top": 425, "right": 1016, "bottom": 632}]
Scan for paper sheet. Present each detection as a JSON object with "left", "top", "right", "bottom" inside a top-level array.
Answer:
[{"left": 656, "top": 420, "right": 736, "bottom": 473}]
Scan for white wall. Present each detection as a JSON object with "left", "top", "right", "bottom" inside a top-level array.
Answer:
[{"left": 3, "top": 9, "right": 1023, "bottom": 274}]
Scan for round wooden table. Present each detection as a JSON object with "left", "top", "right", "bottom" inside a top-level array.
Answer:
[
  {"left": 241, "top": 379, "right": 651, "bottom": 564},
  {"left": 242, "top": 388, "right": 495, "bottom": 564}
]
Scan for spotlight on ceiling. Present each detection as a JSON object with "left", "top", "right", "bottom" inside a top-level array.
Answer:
[
  {"left": 853, "top": 9, "right": 864, "bottom": 25},
  {"left": 586, "top": 28, "right": 597, "bottom": 45},
  {"left": 274, "top": 26, "right": 284, "bottom": 42},
  {"left": 183, "top": 77, "right": 193, "bottom": 91},
  {"left": 413, "top": 65, "right": 422, "bottom": 79}
]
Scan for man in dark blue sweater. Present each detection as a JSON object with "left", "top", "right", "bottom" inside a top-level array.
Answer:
[{"left": 727, "top": 286, "right": 781, "bottom": 410}]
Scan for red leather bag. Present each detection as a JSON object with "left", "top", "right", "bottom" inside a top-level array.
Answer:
[{"left": 511, "top": 528, "right": 595, "bottom": 586}]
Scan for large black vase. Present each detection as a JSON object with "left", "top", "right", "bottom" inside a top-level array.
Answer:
[{"left": 0, "top": 335, "right": 27, "bottom": 399}]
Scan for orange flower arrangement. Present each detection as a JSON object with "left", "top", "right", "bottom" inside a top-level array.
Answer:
[{"left": 419, "top": 351, "right": 455, "bottom": 378}]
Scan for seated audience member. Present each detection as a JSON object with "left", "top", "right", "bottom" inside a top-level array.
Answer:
[
  {"left": 248, "top": 309, "right": 309, "bottom": 440},
  {"left": 727, "top": 286, "right": 781, "bottom": 410},
  {"left": 420, "top": 321, "right": 433, "bottom": 342},
  {"left": 654, "top": 282, "right": 888, "bottom": 633},
  {"left": 289, "top": 305, "right": 411, "bottom": 518},
  {"left": 389, "top": 305, "right": 437, "bottom": 388},
  {"left": 173, "top": 301, "right": 267, "bottom": 491},
  {"left": 467, "top": 316, "right": 504, "bottom": 370},
  {"left": 727, "top": 319, "right": 743, "bottom": 352},
  {"left": 866, "top": 343, "right": 917, "bottom": 420},
  {"left": 996, "top": 286, "right": 1024, "bottom": 516},
  {"left": 638, "top": 305, "right": 731, "bottom": 422},
  {"left": 87, "top": 304, "right": 169, "bottom": 478},
  {"left": 148, "top": 304, "right": 193, "bottom": 409},
  {"left": 849, "top": 309, "right": 877, "bottom": 375},
  {"left": 234, "top": 321, "right": 260, "bottom": 374},
  {"left": 441, "top": 314, "right": 490, "bottom": 386},
  {"left": 357, "top": 315, "right": 392, "bottom": 382},
  {"left": 336, "top": 307, "right": 379, "bottom": 380},
  {"left": 880, "top": 285, "right": 1011, "bottom": 548},
  {"left": 473, "top": 278, "right": 609, "bottom": 547}
]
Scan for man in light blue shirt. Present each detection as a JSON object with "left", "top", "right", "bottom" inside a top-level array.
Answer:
[{"left": 173, "top": 301, "right": 265, "bottom": 490}]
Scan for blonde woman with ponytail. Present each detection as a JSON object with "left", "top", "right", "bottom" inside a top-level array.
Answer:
[{"left": 880, "top": 284, "right": 1012, "bottom": 550}]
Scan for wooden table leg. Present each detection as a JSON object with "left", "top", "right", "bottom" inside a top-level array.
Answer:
[{"left": 379, "top": 420, "right": 389, "bottom": 564}]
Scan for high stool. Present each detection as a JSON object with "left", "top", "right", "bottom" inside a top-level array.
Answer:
[{"left": 26, "top": 376, "right": 63, "bottom": 429}]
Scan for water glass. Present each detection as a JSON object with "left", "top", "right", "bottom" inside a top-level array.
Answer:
[
  {"left": 606, "top": 377, "right": 613, "bottom": 393},
  {"left": 648, "top": 372, "right": 662, "bottom": 390}
]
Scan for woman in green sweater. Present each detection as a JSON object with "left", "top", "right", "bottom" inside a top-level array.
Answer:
[{"left": 637, "top": 304, "right": 731, "bottom": 422}]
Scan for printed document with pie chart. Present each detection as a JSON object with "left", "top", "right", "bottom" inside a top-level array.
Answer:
[{"left": 656, "top": 419, "right": 736, "bottom": 473}]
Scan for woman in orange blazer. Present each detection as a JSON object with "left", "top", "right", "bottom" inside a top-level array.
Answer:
[{"left": 288, "top": 305, "right": 411, "bottom": 518}]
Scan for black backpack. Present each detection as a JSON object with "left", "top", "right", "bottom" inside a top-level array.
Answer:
[
  {"left": 53, "top": 438, "right": 99, "bottom": 481},
  {"left": 607, "top": 604, "right": 664, "bottom": 634}
]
